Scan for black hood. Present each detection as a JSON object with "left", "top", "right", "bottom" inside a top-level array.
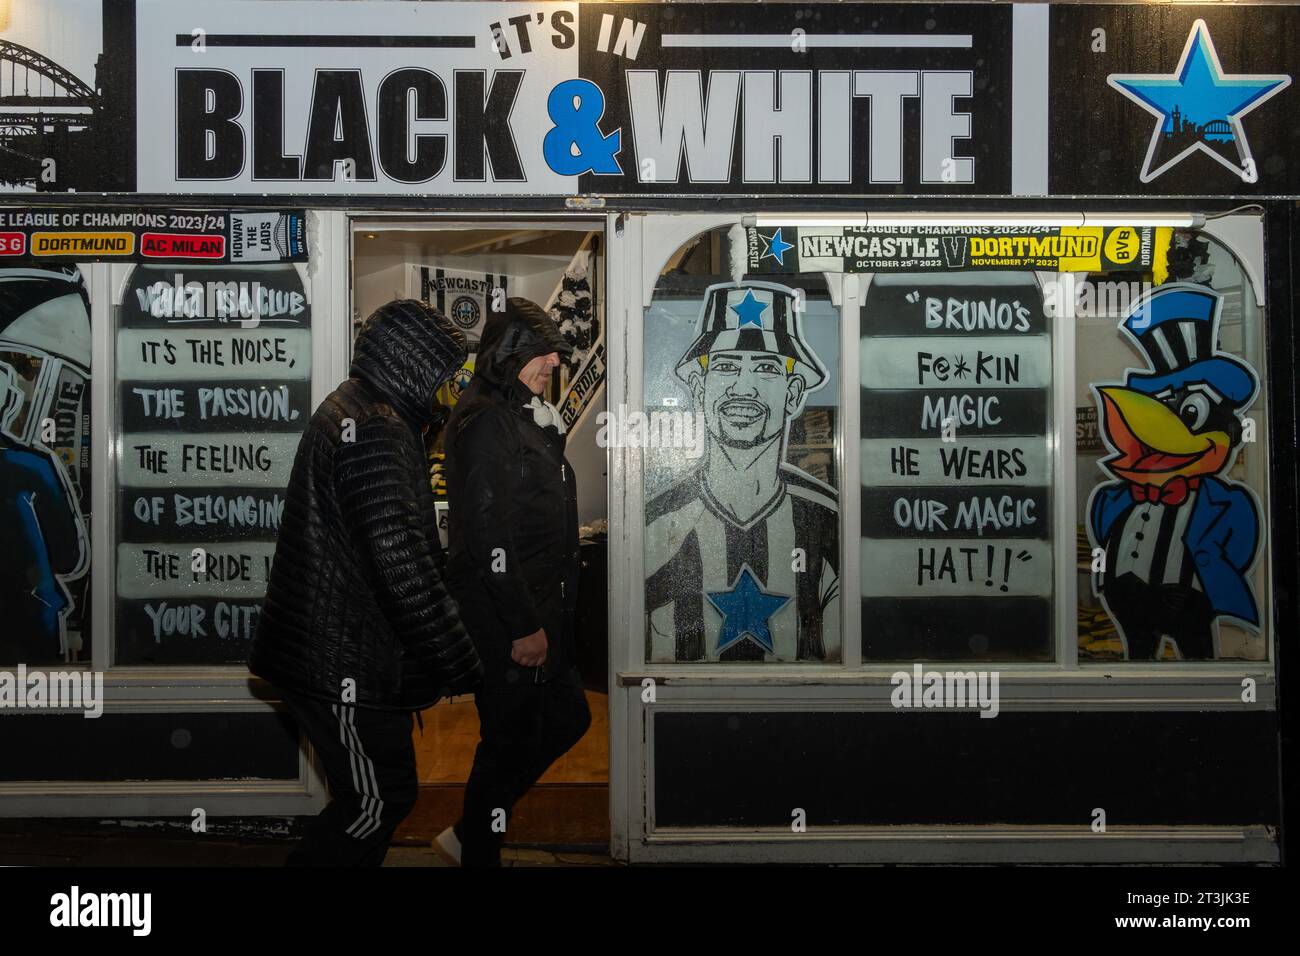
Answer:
[
  {"left": 349, "top": 299, "right": 467, "bottom": 426},
  {"left": 474, "top": 297, "right": 572, "bottom": 391}
]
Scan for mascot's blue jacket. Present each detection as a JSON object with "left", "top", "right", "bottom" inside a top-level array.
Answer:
[{"left": 1090, "top": 475, "right": 1260, "bottom": 626}]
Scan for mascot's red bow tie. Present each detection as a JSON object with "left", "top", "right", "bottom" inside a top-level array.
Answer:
[{"left": 1129, "top": 475, "right": 1200, "bottom": 506}]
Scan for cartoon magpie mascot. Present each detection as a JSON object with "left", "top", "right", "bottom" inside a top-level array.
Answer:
[{"left": 1087, "top": 283, "right": 1261, "bottom": 660}]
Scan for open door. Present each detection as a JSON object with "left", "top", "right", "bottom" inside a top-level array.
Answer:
[{"left": 349, "top": 217, "right": 611, "bottom": 856}]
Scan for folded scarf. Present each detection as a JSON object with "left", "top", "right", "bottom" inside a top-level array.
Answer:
[{"left": 523, "top": 395, "right": 566, "bottom": 435}]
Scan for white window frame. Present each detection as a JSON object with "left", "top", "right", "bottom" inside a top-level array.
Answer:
[
  {"left": 607, "top": 211, "right": 1277, "bottom": 864},
  {"left": 0, "top": 211, "right": 349, "bottom": 817}
]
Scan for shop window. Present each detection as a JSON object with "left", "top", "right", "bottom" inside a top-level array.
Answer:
[
  {"left": 1075, "top": 230, "right": 1270, "bottom": 662},
  {"left": 860, "top": 272, "right": 1054, "bottom": 661},
  {"left": 0, "top": 265, "right": 93, "bottom": 665},
  {"left": 643, "top": 226, "right": 842, "bottom": 663},
  {"left": 643, "top": 217, "right": 1273, "bottom": 672},
  {"left": 113, "top": 263, "right": 311, "bottom": 665}
]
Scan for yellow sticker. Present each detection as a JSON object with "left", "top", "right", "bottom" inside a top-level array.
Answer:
[
  {"left": 30, "top": 232, "right": 135, "bottom": 256},
  {"left": 1103, "top": 226, "right": 1142, "bottom": 265}
]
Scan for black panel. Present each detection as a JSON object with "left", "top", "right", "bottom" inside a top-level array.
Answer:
[
  {"left": 863, "top": 596, "right": 1054, "bottom": 660},
  {"left": 654, "top": 710, "right": 1279, "bottom": 827},
  {"left": 0, "top": 711, "right": 300, "bottom": 782},
  {"left": 118, "top": 486, "right": 289, "bottom": 543},
  {"left": 862, "top": 388, "right": 1048, "bottom": 438},
  {"left": 118, "top": 380, "right": 311, "bottom": 435},
  {"left": 100, "top": 0, "right": 137, "bottom": 191},
  {"left": 862, "top": 487, "right": 1049, "bottom": 539},
  {"left": 1050, "top": 5, "right": 1300, "bottom": 196},
  {"left": 864, "top": 281, "right": 1047, "bottom": 335},
  {"left": 115, "top": 600, "right": 262, "bottom": 665},
  {"left": 1263, "top": 205, "right": 1300, "bottom": 865}
]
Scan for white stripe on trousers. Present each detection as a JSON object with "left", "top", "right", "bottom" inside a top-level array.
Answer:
[{"left": 333, "top": 704, "right": 384, "bottom": 840}]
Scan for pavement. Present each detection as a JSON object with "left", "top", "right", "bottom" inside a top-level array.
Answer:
[
  {"left": 385, "top": 845, "right": 616, "bottom": 867},
  {"left": 0, "top": 819, "right": 616, "bottom": 867}
]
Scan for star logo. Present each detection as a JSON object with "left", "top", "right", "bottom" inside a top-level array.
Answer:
[
  {"left": 706, "top": 565, "right": 791, "bottom": 655},
  {"left": 1108, "top": 19, "right": 1290, "bottom": 183},
  {"left": 759, "top": 227, "right": 794, "bottom": 265},
  {"left": 729, "top": 289, "right": 767, "bottom": 329}
]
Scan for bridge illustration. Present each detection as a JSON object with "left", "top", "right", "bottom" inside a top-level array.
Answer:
[
  {"left": 1163, "top": 106, "right": 1236, "bottom": 147},
  {"left": 0, "top": 38, "right": 104, "bottom": 190}
]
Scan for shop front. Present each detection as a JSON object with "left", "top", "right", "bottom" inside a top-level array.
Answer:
[{"left": 0, "top": 0, "right": 1294, "bottom": 865}]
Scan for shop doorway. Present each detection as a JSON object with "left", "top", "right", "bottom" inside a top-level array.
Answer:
[{"left": 350, "top": 218, "right": 609, "bottom": 852}]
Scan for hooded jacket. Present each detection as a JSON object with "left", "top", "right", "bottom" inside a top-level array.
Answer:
[
  {"left": 443, "top": 298, "right": 579, "bottom": 683},
  {"left": 250, "top": 299, "right": 483, "bottom": 711}
]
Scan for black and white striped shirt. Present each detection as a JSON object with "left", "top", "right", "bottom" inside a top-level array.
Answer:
[{"left": 645, "top": 465, "right": 840, "bottom": 662}]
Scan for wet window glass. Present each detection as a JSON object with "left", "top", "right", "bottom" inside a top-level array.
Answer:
[
  {"left": 113, "top": 264, "right": 311, "bottom": 665},
  {"left": 0, "top": 265, "right": 94, "bottom": 666},
  {"left": 861, "top": 271, "right": 1055, "bottom": 662},
  {"left": 1075, "top": 230, "right": 1270, "bottom": 662},
  {"left": 644, "top": 226, "right": 842, "bottom": 663}
]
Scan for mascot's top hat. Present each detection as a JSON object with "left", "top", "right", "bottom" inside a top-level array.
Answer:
[
  {"left": 1120, "top": 282, "right": 1257, "bottom": 408},
  {"left": 675, "top": 281, "right": 827, "bottom": 390}
]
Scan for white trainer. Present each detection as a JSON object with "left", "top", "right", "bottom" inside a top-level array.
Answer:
[{"left": 433, "top": 825, "right": 462, "bottom": 866}]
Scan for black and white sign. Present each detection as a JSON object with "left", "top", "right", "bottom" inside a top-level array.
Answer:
[
  {"left": 114, "top": 263, "right": 311, "bottom": 663},
  {"left": 415, "top": 265, "right": 508, "bottom": 349},
  {"left": 7, "top": 2, "right": 1294, "bottom": 198},
  {"left": 860, "top": 271, "right": 1053, "bottom": 660}
]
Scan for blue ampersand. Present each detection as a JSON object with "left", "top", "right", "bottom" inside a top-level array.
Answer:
[{"left": 543, "top": 79, "right": 622, "bottom": 176}]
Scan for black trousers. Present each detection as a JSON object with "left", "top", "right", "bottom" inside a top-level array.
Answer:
[
  {"left": 1103, "top": 572, "right": 1217, "bottom": 660},
  {"left": 458, "top": 665, "right": 592, "bottom": 867},
  {"left": 281, "top": 688, "right": 419, "bottom": 866}
]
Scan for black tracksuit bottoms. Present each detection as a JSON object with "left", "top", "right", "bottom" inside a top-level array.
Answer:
[
  {"left": 280, "top": 688, "right": 419, "bottom": 866},
  {"left": 458, "top": 665, "right": 592, "bottom": 866}
]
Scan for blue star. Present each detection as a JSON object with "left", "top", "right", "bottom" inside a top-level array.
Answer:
[
  {"left": 707, "top": 566, "right": 790, "bottom": 655},
  {"left": 730, "top": 289, "right": 767, "bottom": 329},
  {"left": 1108, "top": 19, "right": 1290, "bottom": 183},
  {"left": 760, "top": 228, "right": 794, "bottom": 264}
]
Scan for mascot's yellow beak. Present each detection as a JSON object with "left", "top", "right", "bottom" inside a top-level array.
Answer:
[{"left": 1096, "top": 386, "right": 1228, "bottom": 486}]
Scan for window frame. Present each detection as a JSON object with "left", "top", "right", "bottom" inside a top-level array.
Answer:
[
  {"left": 0, "top": 216, "right": 343, "bottom": 817},
  {"left": 615, "top": 210, "right": 1276, "bottom": 694}
]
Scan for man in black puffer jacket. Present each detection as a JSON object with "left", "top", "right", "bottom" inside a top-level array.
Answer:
[
  {"left": 436, "top": 297, "right": 592, "bottom": 867},
  {"left": 250, "top": 299, "right": 483, "bottom": 866}
]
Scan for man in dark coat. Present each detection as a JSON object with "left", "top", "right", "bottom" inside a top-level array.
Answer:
[
  {"left": 438, "top": 297, "right": 592, "bottom": 867},
  {"left": 250, "top": 299, "right": 483, "bottom": 866}
]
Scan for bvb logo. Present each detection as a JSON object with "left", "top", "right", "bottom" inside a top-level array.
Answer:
[
  {"left": 1103, "top": 226, "right": 1141, "bottom": 265},
  {"left": 450, "top": 295, "right": 481, "bottom": 330}
]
